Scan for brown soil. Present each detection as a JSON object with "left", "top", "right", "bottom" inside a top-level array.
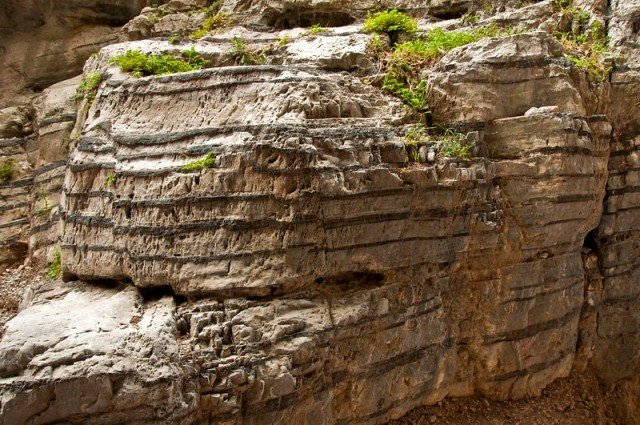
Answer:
[{"left": 390, "top": 370, "right": 640, "bottom": 425}]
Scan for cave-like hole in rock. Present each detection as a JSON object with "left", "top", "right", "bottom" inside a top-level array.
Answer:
[
  {"left": 262, "top": 8, "right": 355, "bottom": 29},
  {"left": 315, "top": 271, "right": 385, "bottom": 293},
  {"left": 429, "top": 4, "right": 470, "bottom": 20},
  {"left": 583, "top": 229, "right": 600, "bottom": 252},
  {"left": 140, "top": 284, "right": 187, "bottom": 304}
]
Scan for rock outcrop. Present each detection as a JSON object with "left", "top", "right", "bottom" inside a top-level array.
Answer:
[{"left": 1, "top": 0, "right": 640, "bottom": 423}]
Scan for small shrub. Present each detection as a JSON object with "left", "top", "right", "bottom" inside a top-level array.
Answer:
[
  {"left": 378, "top": 24, "right": 518, "bottom": 112},
  {"left": 552, "top": 0, "right": 573, "bottom": 10},
  {"left": 46, "top": 250, "right": 62, "bottom": 280},
  {"left": 363, "top": 9, "right": 418, "bottom": 35},
  {"left": 181, "top": 153, "right": 216, "bottom": 172},
  {"left": 229, "top": 37, "right": 265, "bottom": 65},
  {"left": 110, "top": 49, "right": 208, "bottom": 77},
  {"left": 169, "top": 34, "right": 180, "bottom": 44},
  {"left": 0, "top": 158, "right": 15, "bottom": 183},
  {"left": 76, "top": 72, "right": 102, "bottom": 102},
  {"left": 104, "top": 173, "right": 117, "bottom": 188}
]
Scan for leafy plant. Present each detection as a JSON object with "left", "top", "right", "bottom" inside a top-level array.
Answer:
[
  {"left": 404, "top": 124, "right": 428, "bottom": 162},
  {"left": 383, "top": 76, "right": 430, "bottom": 113},
  {"left": 110, "top": 49, "right": 209, "bottom": 77},
  {"left": 75, "top": 72, "right": 102, "bottom": 103},
  {"left": 0, "top": 158, "right": 15, "bottom": 183},
  {"left": 181, "top": 153, "right": 216, "bottom": 172},
  {"left": 229, "top": 37, "right": 265, "bottom": 65},
  {"left": 169, "top": 34, "right": 180, "bottom": 44},
  {"left": 104, "top": 173, "right": 117, "bottom": 188},
  {"left": 363, "top": 9, "right": 418, "bottom": 36},
  {"left": 46, "top": 250, "right": 62, "bottom": 280}
]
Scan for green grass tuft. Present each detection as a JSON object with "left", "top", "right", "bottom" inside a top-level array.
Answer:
[
  {"left": 363, "top": 9, "right": 418, "bottom": 35},
  {"left": 181, "top": 153, "right": 216, "bottom": 172},
  {"left": 552, "top": 5, "right": 611, "bottom": 82},
  {"left": 110, "top": 49, "right": 209, "bottom": 77},
  {"left": 46, "top": 250, "right": 62, "bottom": 280},
  {"left": 436, "top": 129, "right": 474, "bottom": 160}
]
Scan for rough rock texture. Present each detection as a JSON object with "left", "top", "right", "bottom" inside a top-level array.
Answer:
[
  {"left": 0, "top": 0, "right": 148, "bottom": 107},
  {"left": 0, "top": 281, "right": 195, "bottom": 423},
  {"left": 1, "top": 0, "right": 640, "bottom": 423},
  {"left": 588, "top": 0, "right": 640, "bottom": 383}
]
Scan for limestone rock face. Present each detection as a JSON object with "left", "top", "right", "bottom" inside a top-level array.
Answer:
[
  {"left": 0, "top": 0, "right": 148, "bottom": 107},
  {"left": 588, "top": 0, "right": 640, "bottom": 383},
  {"left": 1, "top": 0, "right": 640, "bottom": 423}
]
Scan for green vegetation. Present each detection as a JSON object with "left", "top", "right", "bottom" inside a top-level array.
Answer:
[
  {"left": 552, "top": 0, "right": 611, "bottom": 82},
  {"left": 303, "top": 24, "right": 328, "bottom": 36},
  {"left": 189, "top": 10, "right": 233, "bottom": 40},
  {"left": 0, "top": 158, "right": 15, "bottom": 183},
  {"left": 36, "top": 197, "right": 54, "bottom": 217},
  {"left": 379, "top": 24, "right": 518, "bottom": 113},
  {"left": 436, "top": 128, "right": 474, "bottom": 160},
  {"left": 104, "top": 173, "right": 117, "bottom": 188},
  {"left": 46, "top": 250, "right": 62, "bottom": 280},
  {"left": 403, "top": 125, "right": 474, "bottom": 162},
  {"left": 229, "top": 37, "right": 265, "bottom": 65},
  {"left": 181, "top": 153, "right": 216, "bottom": 172},
  {"left": 363, "top": 9, "right": 418, "bottom": 36},
  {"left": 75, "top": 72, "right": 102, "bottom": 103},
  {"left": 276, "top": 34, "right": 292, "bottom": 46},
  {"left": 169, "top": 34, "right": 180, "bottom": 44},
  {"left": 110, "top": 48, "right": 209, "bottom": 77},
  {"left": 383, "top": 78, "right": 430, "bottom": 113}
]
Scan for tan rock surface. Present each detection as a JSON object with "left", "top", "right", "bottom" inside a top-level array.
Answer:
[{"left": 0, "top": 0, "right": 639, "bottom": 423}]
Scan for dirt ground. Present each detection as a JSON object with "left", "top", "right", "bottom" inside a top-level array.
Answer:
[{"left": 390, "top": 370, "right": 640, "bottom": 425}]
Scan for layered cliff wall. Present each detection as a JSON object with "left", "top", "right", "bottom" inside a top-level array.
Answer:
[{"left": 1, "top": 0, "right": 639, "bottom": 423}]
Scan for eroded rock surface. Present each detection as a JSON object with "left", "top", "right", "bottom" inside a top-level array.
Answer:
[{"left": 1, "top": 0, "right": 640, "bottom": 424}]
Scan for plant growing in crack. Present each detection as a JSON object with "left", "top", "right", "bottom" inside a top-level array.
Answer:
[
  {"left": 76, "top": 72, "right": 102, "bottom": 104},
  {"left": 229, "top": 37, "right": 265, "bottom": 65},
  {"left": 46, "top": 250, "right": 62, "bottom": 280}
]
